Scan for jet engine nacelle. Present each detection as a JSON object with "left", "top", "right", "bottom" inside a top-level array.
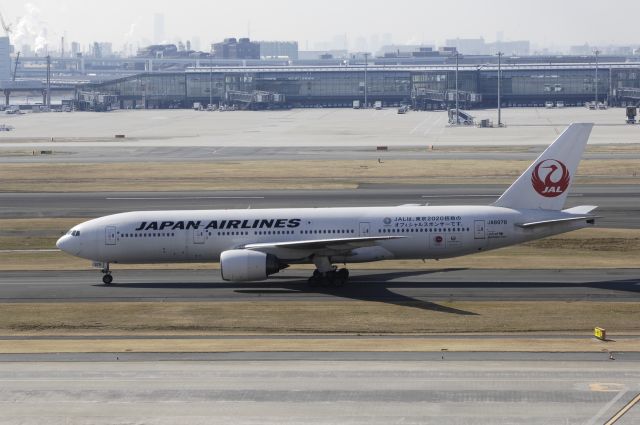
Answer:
[{"left": 220, "top": 249, "right": 284, "bottom": 282}]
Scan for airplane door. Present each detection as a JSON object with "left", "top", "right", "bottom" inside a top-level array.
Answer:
[
  {"left": 474, "top": 220, "right": 486, "bottom": 239},
  {"left": 359, "top": 222, "right": 370, "bottom": 237},
  {"left": 193, "top": 227, "right": 206, "bottom": 244},
  {"left": 105, "top": 226, "right": 117, "bottom": 245}
]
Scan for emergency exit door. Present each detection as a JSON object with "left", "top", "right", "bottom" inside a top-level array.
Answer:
[
  {"left": 105, "top": 226, "right": 117, "bottom": 245},
  {"left": 193, "top": 227, "right": 206, "bottom": 244},
  {"left": 359, "top": 222, "right": 370, "bottom": 237},
  {"left": 474, "top": 220, "right": 486, "bottom": 239}
]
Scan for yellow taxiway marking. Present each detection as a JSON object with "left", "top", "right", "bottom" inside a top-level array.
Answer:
[{"left": 604, "top": 392, "right": 640, "bottom": 425}]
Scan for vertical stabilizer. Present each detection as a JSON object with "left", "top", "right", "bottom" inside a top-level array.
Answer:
[{"left": 493, "top": 123, "right": 593, "bottom": 210}]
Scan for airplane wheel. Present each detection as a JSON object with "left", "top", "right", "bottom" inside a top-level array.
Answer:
[
  {"left": 337, "top": 268, "right": 349, "bottom": 280},
  {"left": 102, "top": 274, "right": 113, "bottom": 285},
  {"left": 307, "top": 275, "right": 320, "bottom": 287},
  {"left": 331, "top": 269, "right": 349, "bottom": 287}
]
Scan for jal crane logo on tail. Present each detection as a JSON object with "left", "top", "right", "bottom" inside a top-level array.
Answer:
[{"left": 531, "top": 159, "right": 570, "bottom": 197}]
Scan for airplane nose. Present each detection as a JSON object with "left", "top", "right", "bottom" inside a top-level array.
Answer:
[{"left": 56, "top": 235, "right": 80, "bottom": 255}]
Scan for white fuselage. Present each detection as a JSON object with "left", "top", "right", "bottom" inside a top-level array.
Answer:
[{"left": 57, "top": 205, "right": 591, "bottom": 265}]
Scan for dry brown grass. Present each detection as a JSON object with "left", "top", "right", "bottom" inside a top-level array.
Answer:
[
  {"left": 1, "top": 301, "right": 639, "bottom": 336},
  {"left": 1, "top": 159, "right": 638, "bottom": 192},
  {"left": 0, "top": 218, "right": 86, "bottom": 250}
]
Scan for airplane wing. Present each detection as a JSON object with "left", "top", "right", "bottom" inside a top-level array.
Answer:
[{"left": 242, "top": 236, "right": 405, "bottom": 257}]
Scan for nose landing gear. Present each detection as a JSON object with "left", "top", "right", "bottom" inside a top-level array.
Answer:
[{"left": 101, "top": 263, "right": 113, "bottom": 285}]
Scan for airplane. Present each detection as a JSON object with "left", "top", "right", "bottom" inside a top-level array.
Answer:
[{"left": 57, "top": 123, "right": 598, "bottom": 286}]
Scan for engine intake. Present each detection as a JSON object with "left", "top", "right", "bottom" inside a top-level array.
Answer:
[{"left": 220, "top": 249, "right": 286, "bottom": 282}]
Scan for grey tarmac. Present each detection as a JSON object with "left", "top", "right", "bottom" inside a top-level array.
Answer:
[
  {"left": 3, "top": 145, "right": 640, "bottom": 163},
  {"left": 0, "top": 358, "right": 638, "bottom": 424},
  {"left": 0, "top": 268, "right": 638, "bottom": 303}
]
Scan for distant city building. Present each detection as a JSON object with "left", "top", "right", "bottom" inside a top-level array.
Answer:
[
  {"left": 445, "top": 38, "right": 487, "bottom": 55},
  {"left": 212, "top": 38, "right": 260, "bottom": 59},
  {"left": 99, "top": 42, "right": 113, "bottom": 58},
  {"left": 137, "top": 44, "right": 178, "bottom": 58},
  {"left": 439, "top": 47, "right": 457, "bottom": 55},
  {"left": 259, "top": 41, "right": 298, "bottom": 59},
  {"left": 298, "top": 50, "right": 348, "bottom": 60},
  {"left": 71, "top": 42, "right": 81, "bottom": 57},
  {"left": 445, "top": 38, "right": 529, "bottom": 56},
  {"left": 487, "top": 40, "right": 530, "bottom": 56},
  {"left": 570, "top": 44, "right": 592, "bottom": 56},
  {"left": 0, "top": 37, "right": 10, "bottom": 81},
  {"left": 136, "top": 44, "right": 209, "bottom": 59},
  {"left": 153, "top": 13, "right": 165, "bottom": 44},
  {"left": 92, "top": 42, "right": 101, "bottom": 58},
  {"left": 377, "top": 44, "right": 435, "bottom": 57},
  {"left": 20, "top": 44, "right": 33, "bottom": 56},
  {"left": 91, "top": 42, "right": 113, "bottom": 58}
]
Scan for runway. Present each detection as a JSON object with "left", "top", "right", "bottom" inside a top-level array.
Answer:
[
  {"left": 0, "top": 358, "right": 638, "bottom": 424},
  {"left": 0, "top": 268, "right": 638, "bottom": 303},
  {"left": 2, "top": 185, "right": 639, "bottom": 229},
  {"left": 3, "top": 145, "right": 640, "bottom": 163}
]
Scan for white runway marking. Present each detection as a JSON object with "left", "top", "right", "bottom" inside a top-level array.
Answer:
[
  {"left": 0, "top": 249, "right": 59, "bottom": 253},
  {"left": 106, "top": 196, "right": 265, "bottom": 200},
  {"left": 421, "top": 194, "right": 499, "bottom": 198},
  {"left": 420, "top": 193, "right": 584, "bottom": 199}
]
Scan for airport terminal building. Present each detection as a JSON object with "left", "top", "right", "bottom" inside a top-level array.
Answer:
[{"left": 76, "top": 62, "right": 640, "bottom": 110}]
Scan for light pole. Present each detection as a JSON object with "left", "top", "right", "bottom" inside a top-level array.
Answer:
[
  {"left": 455, "top": 51, "right": 459, "bottom": 124},
  {"left": 609, "top": 65, "right": 612, "bottom": 106},
  {"left": 594, "top": 49, "right": 600, "bottom": 106},
  {"left": 46, "top": 55, "right": 51, "bottom": 108},
  {"left": 497, "top": 51, "right": 503, "bottom": 127},
  {"left": 364, "top": 52, "right": 369, "bottom": 108},
  {"left": 209, "top": 61, "right": 213, "bottom": 109}
]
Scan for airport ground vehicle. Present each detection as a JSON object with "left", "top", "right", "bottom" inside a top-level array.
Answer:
[
  {"left": 57, "top": 124, "right": 597, "bottom": 286},
  {"left": 626, "top": 106, "right": 637, "bottom": 124}
]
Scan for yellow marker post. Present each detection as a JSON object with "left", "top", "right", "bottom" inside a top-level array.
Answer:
[{"left": 595, "top": 327, "right": 606, "bottom": 341}]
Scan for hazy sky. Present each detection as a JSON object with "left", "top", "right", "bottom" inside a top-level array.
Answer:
[{"left": 3, "top": 0, "right": 637, "bottom": 52}]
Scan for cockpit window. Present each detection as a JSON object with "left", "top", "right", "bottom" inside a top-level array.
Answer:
[{"left": 68, "top": 230, "right": 80, "bottom": 237}]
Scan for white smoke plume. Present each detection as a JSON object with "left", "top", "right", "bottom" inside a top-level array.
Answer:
[{"left": 11, "top": 3, "right": 55, "bottom": 55}]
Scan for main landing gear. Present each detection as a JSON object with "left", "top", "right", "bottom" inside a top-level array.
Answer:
[
  {"left": 308, "top": 268, "right": 349, "bottom": 287},
  {"left": 101, "top": 263, "right": 113, "bottom": 285},
  {"left": 308, "top": 256, "right": 349, "bottom": 287}
]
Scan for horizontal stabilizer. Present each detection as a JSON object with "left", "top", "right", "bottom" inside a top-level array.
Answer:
[
  {"left": 516, "top": 216, "right": 600, "bottom": 228},
  {"left": 562, "top": 205, "right": 598, "bottom": 215}
]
